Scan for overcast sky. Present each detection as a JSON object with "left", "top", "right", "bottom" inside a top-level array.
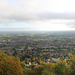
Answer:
[{"left": 0, "top": 0, "right": 75, "bottom": 31}]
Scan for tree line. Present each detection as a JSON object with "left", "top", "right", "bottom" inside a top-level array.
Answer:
[{"left": 0, "top": 51, "right": 75, "bottom": 75}]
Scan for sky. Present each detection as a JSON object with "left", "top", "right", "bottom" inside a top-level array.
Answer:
[{"left": 0, "top": 0, "right": 75, "bottom": 31}]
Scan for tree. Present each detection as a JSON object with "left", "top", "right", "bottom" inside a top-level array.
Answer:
[
  {"left": 54, "top": 60, "right": 70, "bottom": 75},
  {"left": 42, "top": 69, "right": 56, "bottom": 75},
  {"left": 0, "top": 51, "right": 23, "bottom": 75},
  {"left": 69, "top": 56, "right": 75, "bottom": 75},
  {"left": 33, "top": 65, "right": 44, "bottom": 75}
]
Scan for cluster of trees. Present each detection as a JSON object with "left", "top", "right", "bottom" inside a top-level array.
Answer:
[
  {"left": 27, "top": 55, "right": 75, "bottom": 75},
  {"left": 0, "top": 51, "right": 23, "bottom": 75},
  {"left": 0, "top": 51, "right": 75, "bottom": 75}
]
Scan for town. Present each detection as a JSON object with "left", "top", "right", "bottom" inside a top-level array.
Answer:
[{"left": 0, "top": 31, "right": 75, "bottom": 66}]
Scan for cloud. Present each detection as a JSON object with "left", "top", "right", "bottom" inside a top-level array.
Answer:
[
  {"left": 66, "top": 21, "right": 75, "bottom": 28},
  {"left": 0, "top": 0, "right": 75, "bottom": 31},
  {"left": 0, "top": 0, "right": 75, "bottom": 23},
  {"left": 38, "top": 12, "right": 75, "bottom": 20}
]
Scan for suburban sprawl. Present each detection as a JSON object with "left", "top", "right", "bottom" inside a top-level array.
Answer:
[{"left": 0, "top": 31, "right": 75, "bottom": 75}]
